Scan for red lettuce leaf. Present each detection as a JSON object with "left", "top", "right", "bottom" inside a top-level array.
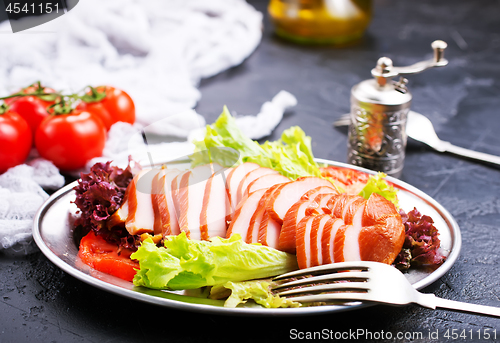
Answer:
[
  {"left": 73, "top": 161, "right": 139, "bottom": 250},
  {"left": 394, "top": 208, "right": 446, "bottom": 271}
]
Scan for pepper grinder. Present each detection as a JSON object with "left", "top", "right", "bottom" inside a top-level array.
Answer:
[{"left": 347, "top": 40, "right": 448, "bottom": 178}]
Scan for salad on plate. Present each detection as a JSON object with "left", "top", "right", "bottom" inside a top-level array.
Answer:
[{"left": 72, "top": 107, "right": 446, "bottom": 308}]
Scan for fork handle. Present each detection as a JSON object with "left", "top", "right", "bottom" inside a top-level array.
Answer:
[
  {"left": 441, "top": 141, "right": 500, "bottom": 166},
  {"left": 419, "top": 294, "right": 500, "bottom": 318}
]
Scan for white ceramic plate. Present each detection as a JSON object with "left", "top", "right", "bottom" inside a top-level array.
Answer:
[{"left": 33, "top": 160, "right": 461, "bottom": 316}]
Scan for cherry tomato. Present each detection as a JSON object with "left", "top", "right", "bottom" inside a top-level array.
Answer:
[
  {"left": 35, "top": 110, "right": 106, "bottom": 171},
  {"left": 5, "top": 84, "right": 57, "bottom": 139},
  {"left": 0, "top": 106, "right": 32, "bottom": 173},
  {"left": 77, "top": 86, "right": 135, "bottom": 131},
  {"left": 78, "top": 231, "right": 138, "bottom": 282}
]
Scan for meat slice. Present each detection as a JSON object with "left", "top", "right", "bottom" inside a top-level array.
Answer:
[
  {"left": 152, "top": 168, "right": 182, "bottom": 236},
  {"left": 343, "top": 197, "right": 366, "bottom": 224},
  {"left": 293, "top": 192, "right": 405, "bottom": 269},
  {"left": 243, "top": 183, "right": 285, "bottom": 244},
  {"left": 358, "top": 193, "right": 405, "bottom": 264},
  {"left": 279, "top": 186, "right": 338, "bottom": 254},
  {"left": 246, "top": 199, "right": 267, "bottom": 244},
  {"left": 327, "top": 193, "right": 403, "bottom": 265},
  {"left": 152, "top": 170, "right": 166, "bottom": 236},
  {"left": 295, "top": 216, "right": 315, "bottom": 269},
  {"left": 112, "top": 163, "right": 230, "bottom": 241},
  {"left": 151, "top": 169, "right": 166, "bottom": 236},
  {"left": 326, "top": 195, "right": 367, "bottom": 263},
  {"left": 171, "top": 169, "right": 189, "bottom": 222},
  {"left": 312, "top": 193, "right": 336, "bottom": 215},
  {"left": 359, "top": 217, "right": 405, "bottom": 264},
  {"left": 321, "top": 218, "right": 344, "bottom": 264},
  {"left": 257, "top": 210, "right": 281, "bottom": 249},
  {"left": 161, "top": 169, "right": 183, "bottom": 235},
  {"left": 297, "top": 214, "right": 339, "bottom": 269},
  {"left": 267, "top": 177, "right": 337, "bottom": 225},
  {"left": 226, "top": 188, "right": 268, "bottom": 240},
  {"left": 125, "top": 169, "right": 156, "bottom": 235},
  {"left": 309, "top": 214, "right": 332, "bottom": 267},
  {"left": 221, "top": 167, "right": 233, "bottom": 223},
  {"left": 225, "top": 163, "right": 260, "bottom": 217},
  {"left": 327, "top": 194, "right": 355, "bottom": 219},
  {"left": 362, "top": 192, "right": 401, "bottom": 227},
  {"left": 235, "top": 167, "right": 279, "bottom": 206},
  {"left": 340, "top": 199, "right": 366, "bottom": 262},
  {"left": 200, "top": 171, "right": 228, "bottom": 240},
  {"left": 244, "top": 173, "right": 290, "bottom": 198},
  {"left": 333, "top": 224, "right": 349, "bottom": 263},
  {"left": 109, "top": 168, "right": 181, "bottom": 237},
  {"left": 208, "top": 162, "right": 225, "bottom": 175},
  {"left": 176, "top": 164, "right": 216, "bottom": 240},
  {"left": 251, "top": 183, "right": 288, "bottom": 247}
]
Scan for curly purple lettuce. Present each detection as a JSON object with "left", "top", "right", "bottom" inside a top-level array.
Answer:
[
  {"left": 73, "top": 161, "right": 139, "bottom": 249},
  {"left": 394, "top": 208, "right": 447, "bottom": 271}
]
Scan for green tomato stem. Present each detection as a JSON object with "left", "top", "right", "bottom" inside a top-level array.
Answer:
[{"left": 0, "top": 103, "right": 9, "bottom": 115}]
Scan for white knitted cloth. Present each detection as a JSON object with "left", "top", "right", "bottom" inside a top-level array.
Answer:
[{"left": 0, "top": 159, "right": 64, "bottom": 250}]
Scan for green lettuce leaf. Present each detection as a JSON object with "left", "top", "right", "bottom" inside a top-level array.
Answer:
[
  {"left": 210, "top": 280, "right": 301, "bottom": 308},
  {"left": 192, "top": 106, "right": 322, "bottom": 180},
  {"left": 191, "top": 106, "right": 269, "bottom": 168},
  {"left": 132, "top": 233, "right": 298, "bottom": 290},
  {"left": 358, "top": 172, "right": 399, "bottom": 208}
]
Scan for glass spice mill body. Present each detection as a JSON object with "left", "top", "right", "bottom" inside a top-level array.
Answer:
[{"left": 347, "top": 40, "right": 448, "bottom": 178}]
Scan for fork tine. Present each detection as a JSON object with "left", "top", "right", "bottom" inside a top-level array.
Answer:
[
  {"left": 272, "top": 271, "right": 369, "bottom": 291},
  {"left": 284, "top": 292, "right": 373, "bottom": 304},
  {"left": 275, "top": 281, "right": 370, "bottom": 297},
  {"left": 333, "top": 113, "right": 351, "bottom": 127},
  {"left": 272, "top": 261, "right": 370, "bottom": 281}
]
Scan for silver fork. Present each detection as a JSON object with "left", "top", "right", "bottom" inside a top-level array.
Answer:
[
  {"left": 334, "top": 112, "right": 500, "bottom": 166},
  {"left": 272, "top": 261, "right": 500, "bottom": 317}
]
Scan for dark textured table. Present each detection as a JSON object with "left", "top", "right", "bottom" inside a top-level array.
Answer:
[{"left": 1, "top": 0, "right": 500, "bottom": 342}]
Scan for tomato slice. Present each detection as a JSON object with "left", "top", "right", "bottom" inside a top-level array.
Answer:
[
  {"left": 78, "top": 231, "right": 139, "bottom": 282},
  {"left": 320, "top": 166, "right": 369, "bottom": 186},
  {"left": 320, "top": 166, "right": 370, "bottom": 194}
]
